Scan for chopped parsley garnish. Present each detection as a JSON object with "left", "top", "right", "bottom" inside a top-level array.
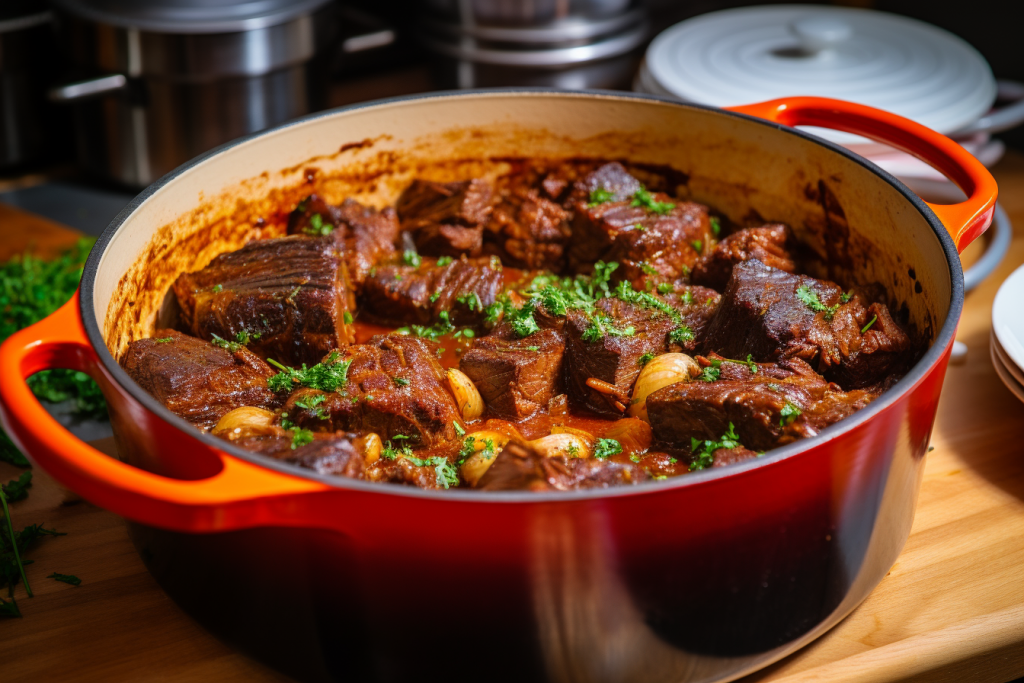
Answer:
[
  {"left": 582, "top": 313, "right": 635, "bottom": 342},
  {"left": 638, "top": 352, "right": 656, "bottom": 366},
  {"left": 700, "top": 364, "right": 721, "bottom": 382},
  {"left": 154, "top": 337, "right": 173, "bottom": 343},
  {"left": 680, "top": 290, "right": 694, "bottom": 305},
  {"left": 429, "top": 291, "right": 441, "bottom": 303},
  {"left": 527, "top": 346, "right": 539, "bottom": 352},
  {"left": 402, "top": 455, "right": 460, "bottom": 489},
  {"left": 587, "top": 187, "right": 616, "bottom": 207},
  {"left": 234, "top": 329, "right": 261, "bottom": 344},
  {"left": 861, "top": 315, "right": 878, "bottom": 333},
  {"left": 302, "top": 213, "right": 334, "bottom": 236},
  {"left": 691, "top": 240, "right": 703, "bottom": 253},
  {"left": 710, "top": 216, "right": 721, "bottom": 237},
  {"left": 453, "top": 329, "right": 475, "bottom": 340},
  {"left": 594, "top": 438, "right": 623, "bottom": 460},
  {"left": 796, "top": 285, "right": 839, "bottom": 321},
  {"left": 657, "top": 282, "right": 673, "bottom": 294},
  {"left": 454, "top": 421, "right": 466, "bottom": 437},
  {"left": 47, "top": 573, "right": 81, "bottom": 586},
  {"left": 396, "top": 311, "right": 457, "bottom": 341},
  {"left": 669, "top": 326, "right": 694, "bottom": 345},
  {"left": 436, "top": 256, "right": 453, "bottom": 267},
  {"left": 640, "top": 262, "right": 659, "bottom": 276},
  {"left": 343, "top": 311, "right": 354, "bottom": 324},
  {"left": 457, "top": 292, "right": 482, "bottom": 312},
  {"left": 210, "top": 333, "right": 243, "bottom": 352},
  {"left": 840, "top": 290, "right": 854, "bottom": 303},
  {"left": 211, "top": 284, "right": 223, "bottom": 293},
  {"left": 294, "top": 394, "right": 326, "bottom": 410},
  {"left": 393, "top": 377, "right": 410, "bottom": 387},
  {"left": 566, "top": 443, "right": 580, "bottom": 457},
  {"left": 382, "top": 440, "right": 413, "bottom": 461},
  {"left": 267, "top": 350, "right": 351, "bottom": 393},
  {"left": 779, "top": 402, "right": 802, "bottom": 426},
  {"left": 403, "top": 250, "right": 422, "bottom": 268},
  {"left": 690, "top": 423, "right": 742, "bottom": 471},
  {"left": 631, "top": 186, "right": 675, "bottom": 215}
]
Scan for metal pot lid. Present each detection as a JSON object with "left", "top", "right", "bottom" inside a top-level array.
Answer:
[
  {"left": 644, "top": 5, "right": 996, "bottom": 146},
  {"left": 51, "top": 0, "right": 332, "bottom": 34}
]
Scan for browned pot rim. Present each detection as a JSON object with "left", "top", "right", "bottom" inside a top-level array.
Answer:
[{"left": 78, "top": 89, "right": 964, "bottom": 503}]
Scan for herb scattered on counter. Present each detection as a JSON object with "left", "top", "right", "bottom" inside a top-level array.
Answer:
[
  {"left": 267, "top": 350, "right": 351, "bottom": 393},
  {"left": 302, "top": 213, "right": 333, "bottom": 237},
  {"left": 861, "top": 315, "right": 878, "bottom": 334},
  {"left": 436, "top": 256, "right": 453, "bottom": 267},
  {"left": 587, "top": 187, "right": 616, "bottom": 207},
  {"left": 403, "top": 455, "right": 460, "bottom": 489},
  {"left": 779, "top": 402, "right": 802, "bottom": 427},
  {"left": 47, "top": 573, "right": 80, "bottom": 586},
  {"left": 796, "top": 285, "right": 839, "bottom": 321},
  {"left": 1, "top": 433, "right": 29, "bottom": 468},
  {"left": 0, "top": 596, "right": 21, "bottom": 617},
  {"left": 2, "top": 473, "right": 32, "bottom": 503},
  {"left": 594, "top": 438, "right": 622, "bottom": 460},
  {"left": 403, "top": 250, "right": 422, "bottom": 268},
  {"left": 631, "top": 186, "right": 675, "bottom": 215},
  {"left": 690, "top": 423, "right": 742, "bottom": 471},
  {"left": 710, "top": 216, "right": 721, "bottom": 237}
]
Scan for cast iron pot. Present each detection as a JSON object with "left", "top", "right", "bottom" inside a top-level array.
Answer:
[{"left": 0, "top": 91, "right": 996, "bottom": 683}]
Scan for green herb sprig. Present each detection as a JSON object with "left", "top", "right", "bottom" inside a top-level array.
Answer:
[{"left": 690, "top": 423, "right": 743, "bottom": 471}]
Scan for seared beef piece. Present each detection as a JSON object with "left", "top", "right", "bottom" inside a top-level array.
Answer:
[
  {"left": 541, "top": 174, "right": 570, "bottom": 202},
  {"left": 459, "top": 328, "right": 565, "bottom": 419},
  {"left": 397, "top": 179, "right": 493, "bottom": 257},
  {"left": 568, "top": 162, "right": 641, "bottom": 204},
  {"left": 604, "top": 202, "right": 715, "bottom": 287},
  {"left": 120, "top": 329, "right": 279, "bottom": 431},
  {"left": 360, "top": 255, "right": 504, "bottom": 329},
  {"left": 476, "top": 441, "right": 649, "bottom": 491},
  {"left": 563, "top": 297, "right": 680, "bottom": 417},
  {"left": 659, "top": 285, "right": 722, "bottom": 353},
  {"left": 230, "top": 433, "right": 367, "bottom": 479},
  {"left": 703, "top": 259, "right": 911, "bottom": 388},
  {"left": 646, "top": 364, "right": 875, "bottom": 451},
  {"left": 711, "top": 446, "right": 760, "bottom": 468},
  {"left": 692, "top": 224, "right": 796, "bottom": 291},
  {"left": 487, "top": 187, "right": 571, "bottom": 270},
  {"left": 281, "top": 336, "right": 463, "bottom": 446},
  {"left": 288, "top": 195, "right": 400, "bottom": 288},
  {"left": 172, "top": 235, "right": 354, "bottom": 368},
  {"left": 827, "top": 301, "right": 913, "bottom": 389}
]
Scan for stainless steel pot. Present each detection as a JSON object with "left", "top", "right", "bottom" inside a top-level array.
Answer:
[{"left": 48, "top": 0, "right": 336, "bottom": 187}]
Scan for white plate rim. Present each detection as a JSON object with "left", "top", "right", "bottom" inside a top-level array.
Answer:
[{"left": 992, "top": 264, "right": 1024, "bottom": 373}]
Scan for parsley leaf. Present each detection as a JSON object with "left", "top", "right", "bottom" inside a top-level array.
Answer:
[
  {"left": 861, "top": 315, "right": 878, "bottom": 333},
  {"left": 2, "top": 472, "right": 32, "bottom": 503},
  {"left": 657, "top": 282, "right": 673, "bottom": 294},
  {"left": 210, "top": 334, "right": 243, "bottom": 352},
  {"left": 267, "top": 350, "right": 351, "bottom": 393},
  {"left": 669, "top": 326, "right": 694, "bottom": 345},
  {"left": 403, "top": 250, "right": 422, "bottom": 268},
  {"left": 0, "top": 433, "right": 29, "bottom": 468},
  {"left": 302, "top": 213, "right": 334, "bottom": 236},
  {"left": 0, "top": 596, "right": 21, "bottom": 618},
  {"left": 594, "top": 438, "right": 623, "bottom": 459},
  {"left": 393, "top": 377, "right": 410, "bottom": 387},
  {"left": 689, "top": 423, "right": 742, "bottom": 471},
  {"left": 638, "top": 352, "right": 655, "bottom": 366},
  {"left": 709, "top": 216, "right": 721, "bottom": 237},
  {"left": 154, "top": 337, "right": 173, "bottom": 343},
  {"left": 700, "top": 363, "right": 721, "bottom": 382},
  {"left": 796, "top": 285, "right": 839, "bottom": 322},
  {"left": 436, "top": 256, "right": 453, "bottom": 267},
  {"left": 587, "top": 187, "right": 616, "bottom": 206},
  {"left": 47, "top": 572, "right": 81, "bottom": 586},
  {"left": 631, "top": 186, "right": 675, "bottom": 215},
  {"left": 290, "top": 428, "right": 314, "bottom": 450},
  {"left": 779, "top": 402, "right": 802, "bottom": 427}
]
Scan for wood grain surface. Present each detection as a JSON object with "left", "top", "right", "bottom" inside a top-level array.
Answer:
[{"left": 2, "top": 154, "right": 1024, "bottom": 682}]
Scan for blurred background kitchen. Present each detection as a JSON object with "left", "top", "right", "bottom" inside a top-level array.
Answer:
[{"left": 0, "top": 0, "right": 1019, "bottom": 234}]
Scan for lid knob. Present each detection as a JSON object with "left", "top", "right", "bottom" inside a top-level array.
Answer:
[{"left": 790, "top": 16, "right": 852, "bottom": 54}]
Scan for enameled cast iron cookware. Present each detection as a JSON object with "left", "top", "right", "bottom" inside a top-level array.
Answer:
[{"left": 0, "top": 91, "right": 996, "bottom": 683}]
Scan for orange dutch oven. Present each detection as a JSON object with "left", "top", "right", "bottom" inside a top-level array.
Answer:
[{"left": 0, "top": 91, "right": 996, "bottom": 682}]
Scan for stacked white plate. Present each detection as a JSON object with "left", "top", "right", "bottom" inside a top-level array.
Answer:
[{"left": 991, "top": 266, "right": 1024, "bottom": 403}]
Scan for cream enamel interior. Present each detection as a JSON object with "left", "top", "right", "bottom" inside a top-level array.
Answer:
[{"left": 91, "top": 92, "right": 951, "bottom": 359}]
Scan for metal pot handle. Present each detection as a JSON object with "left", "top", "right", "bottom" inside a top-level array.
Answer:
[
  {"left": 0, "top": 294, "right": 330, "bottom": 533},
  {"left": 48, "top": 74, "right": 129, "bottom": 103},
  {"left": 727, "top": 97, "right": 998, "bottom": 254}
]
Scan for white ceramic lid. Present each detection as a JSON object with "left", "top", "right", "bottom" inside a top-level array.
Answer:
[
  {"left": 644, "top": 5, "right": 996, "bottom": 146},
  {"left": 993, "top": 264, "right": 1024, "bottom": 377}
]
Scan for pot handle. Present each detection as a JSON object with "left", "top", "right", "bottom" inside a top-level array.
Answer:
[
  {"left": 726, "top": 97, "right": 997, "bottom": 253},
  {"left": 0, "top": 294, "right": 330, "bottom": 533}
]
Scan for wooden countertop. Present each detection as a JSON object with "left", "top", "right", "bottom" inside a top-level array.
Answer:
[{"left": 2, "top": 153, "right": 1024, "bottom": 683}]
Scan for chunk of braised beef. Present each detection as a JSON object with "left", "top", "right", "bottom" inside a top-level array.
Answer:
[
  {"left": 691, "top": 224, "right": 796, "bottom": 291},
  {"left": 287, "top": 196, "right": 399, "bottom": 288},
  {"left": 646, "top": 366, "right": 875, "bottom": 452},
  {"left": 563, "top": 298, "right": 678, "bottom": 417},
  {"left": 568, "top": 162, "right": 642, "bottom": 204},
  {"left": 172, "top": 235, "right": 354, "bottom": 367},
  {"left": 459, "top": 328, "right": 565, "bottom": 420},
  {"left": 702, "top": 259, "right": 912, "bottom": 388},
  {"left": 360, "top": 255, "right": 504, "bottom": 329},
  {"left": 486, "top": 187, "right": 571, "bottom": 270},
  {"left": 120, "top": 329, "right": 280, "bottom": 431},
  {"left": 604, "top": 202, "right": 715, "bottom": 287},
  {"left": 397, "top": 179, "right": 493, "bottom": 257},
  {"left": 285, "top": 436, "right": 366, "bottom": 478},
  {"left": 712, "top": 446, "right": 760, "bottom": 468},
  {"left": 659, "top": 285, "right": 721, "bottom": 353},
  {"left": 279, "top": 336, "right": 463, "bottom": 446},
  {"left": 476, "top": 441, "right": 649, "bottom": 491}
]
